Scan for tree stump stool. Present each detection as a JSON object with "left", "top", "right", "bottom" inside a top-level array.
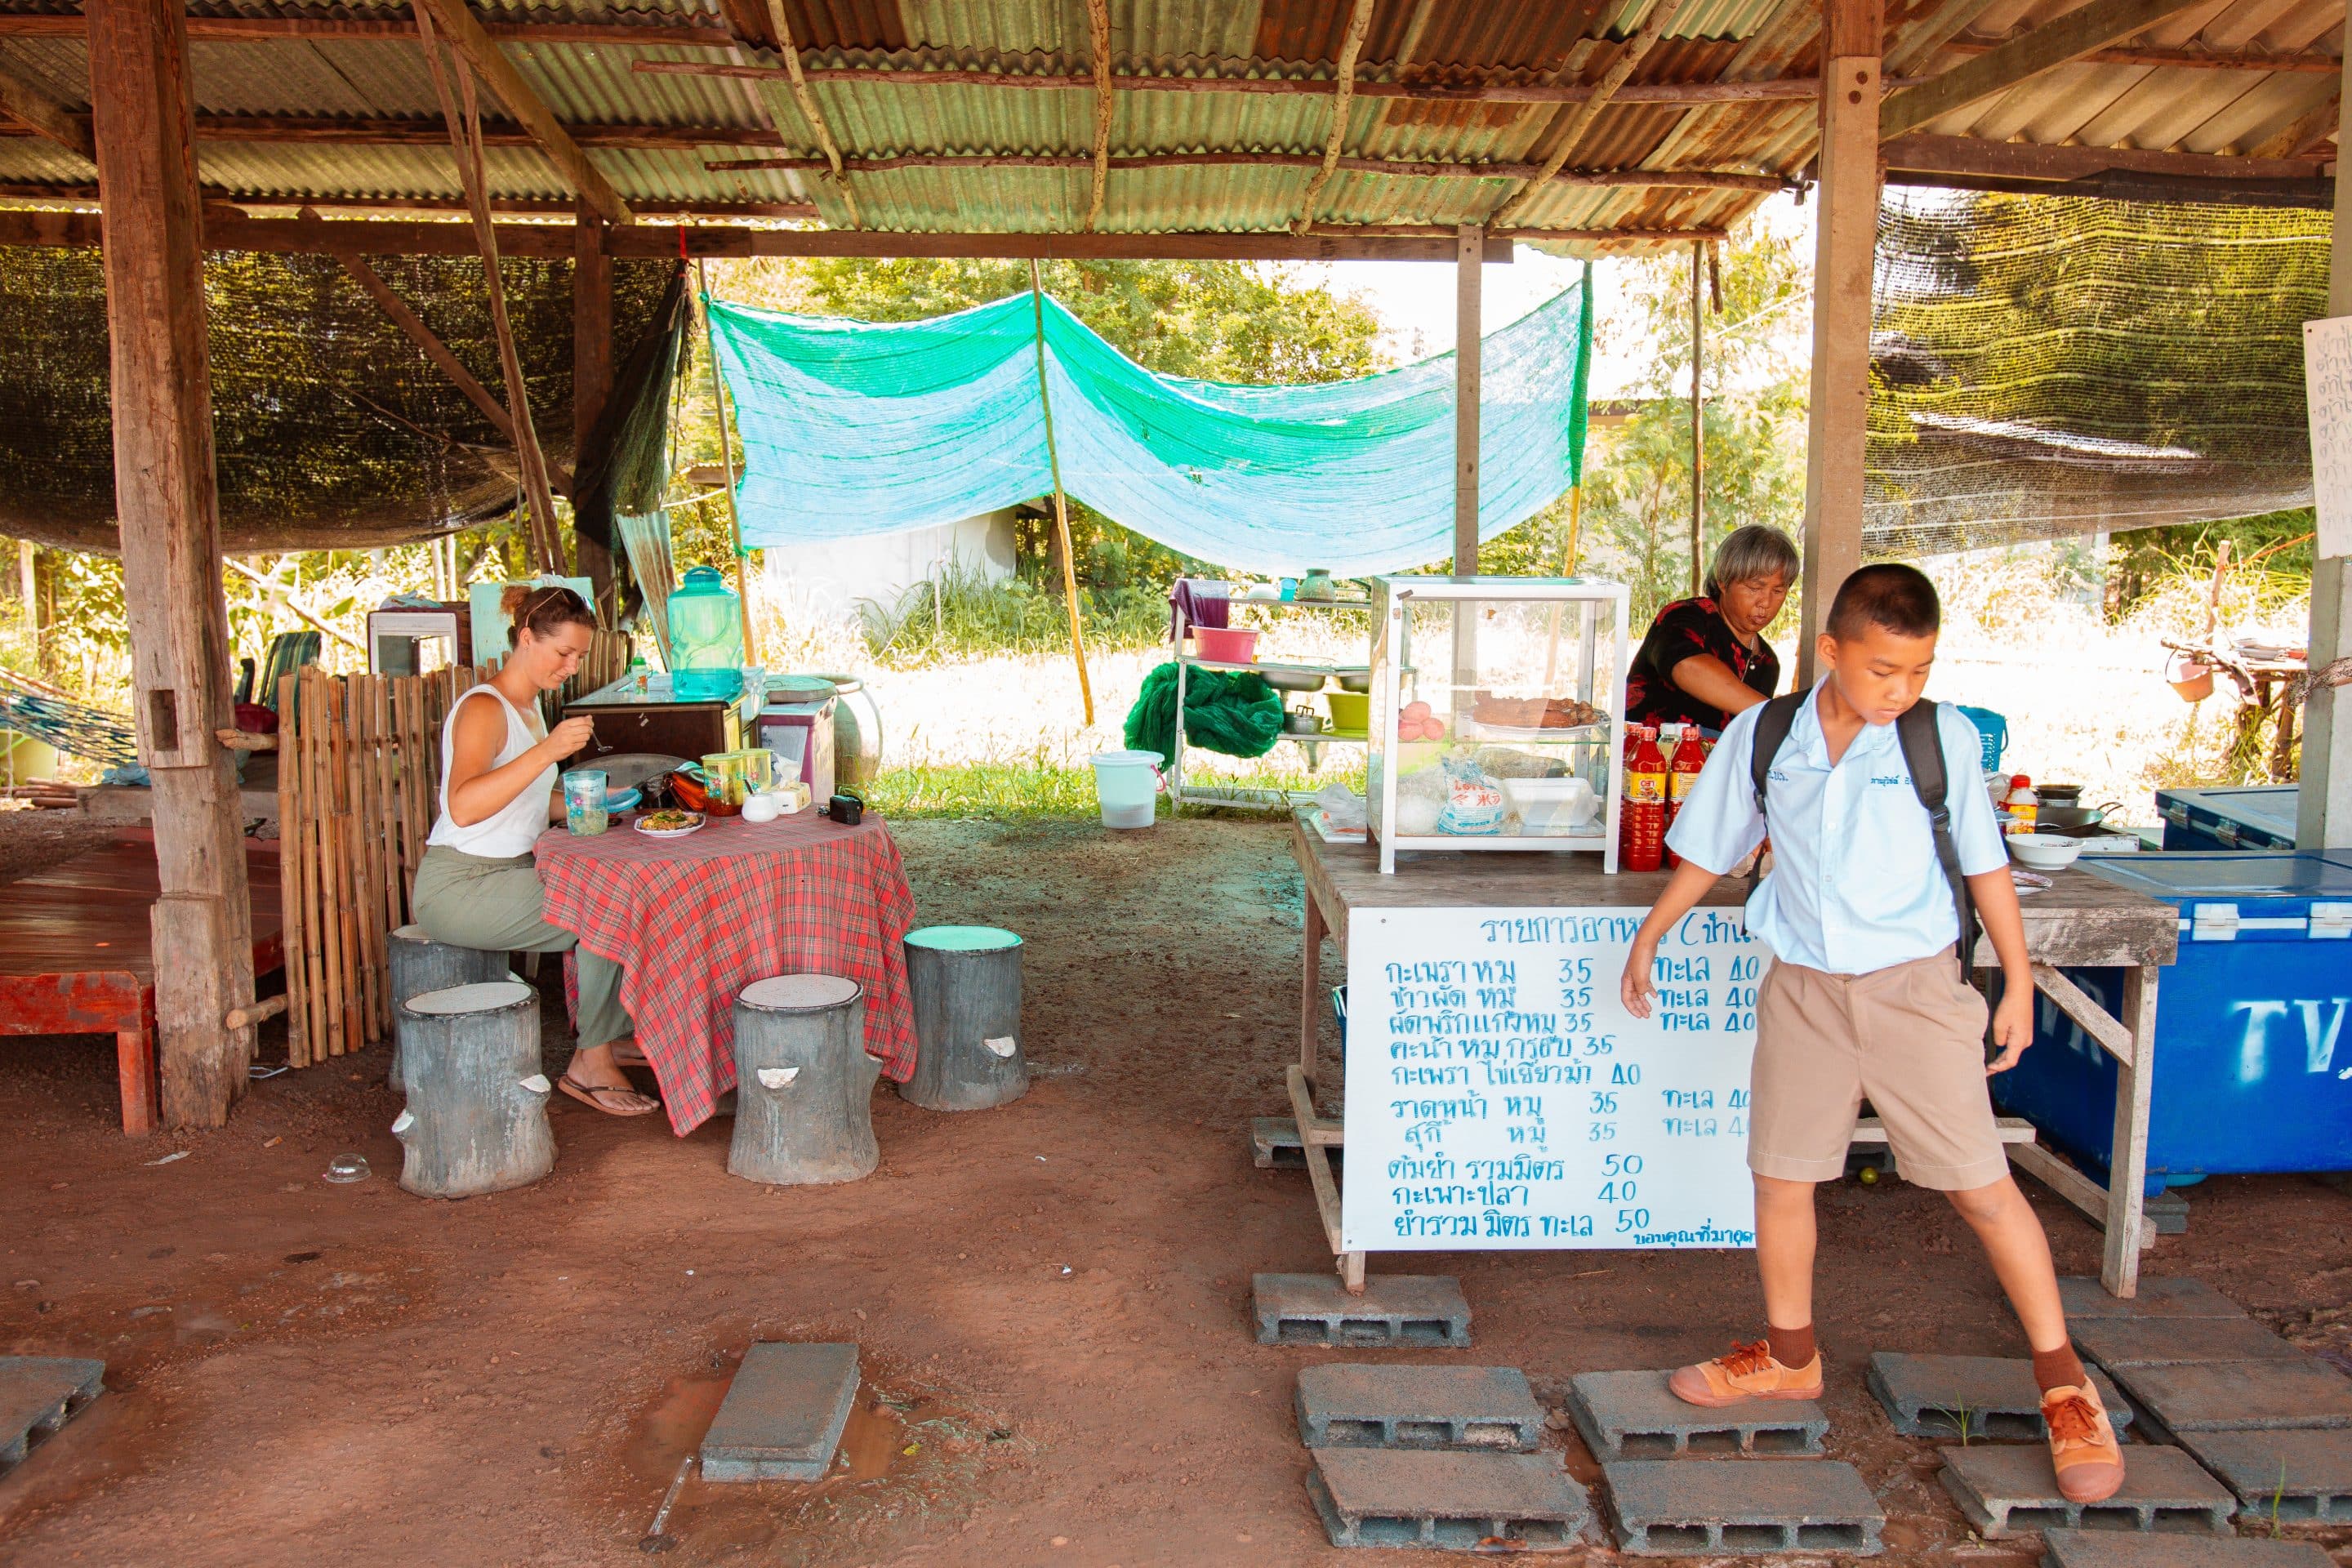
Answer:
[
  {"left": 728, "top": 975, "right": 880, "bottom": 1186},
  {"left": 899, "top": 925, "right": 1027, "bottom": 1111},
  {"left": 387, "top": 924, "right": 511, "bottom": 1094},
  {"left": 391, "top": 981, "right": 555, "bottom": 1199}
]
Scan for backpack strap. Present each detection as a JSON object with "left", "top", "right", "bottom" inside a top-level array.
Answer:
[
  {"left": 1895, "top": 700, "right": 1978, "bottom": 977},
  {"left": 1744, "top": 693, "right": 1806, "bottom": 901}
]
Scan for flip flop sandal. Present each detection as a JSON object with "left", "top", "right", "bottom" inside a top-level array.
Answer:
[{"left": 559, "top": 1073, "right": 660, "bottom": 1118}]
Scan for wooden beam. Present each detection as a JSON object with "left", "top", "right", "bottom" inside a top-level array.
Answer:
[
  {"left": 1083, "top": 0, "right": 1111, "bottom": 232},
  {"left": 1454, "top": 222, "right": 1480, "bottom": 571},
  {"left": 703, "top": 147, "right": 1789, "bottom": 191},
  {"left": 1944, "top": 36, "right": 2341, "bottom": 74},
  {"left": 572, "top": 204, "right": 614, "bottom": 610},
  {"left": 1881, "top": 131, "right": 2328, "bottom": 185},
  {"left": 0, "top": 109, "right": 800, "bottom": 149},
  {"left": 0, "top": 61, "right": 95, "bottom": 160},
  {"left": 1797, "top": 0, "right": 1881, "bottom": 684},
  {"left": 0, "top": 11, "right": 738, "bottom": 44},
  {"left": 336, "top": 250, "right": 518, "bottom": 442},
  {"left": 758, "top": 0, "right": 858, "bottom": 227},
  {"left": 409, "top": 0, "right": 634, "bottom": 227},
  {"left": 86, "top": 0, "right": 256, "bottom": 1129},
  {"left": 1292, "top": 0, "right": 1377, "bottom": 235},
  {"left": 0, "top": 183, "right": 817, "bottom": 221},
  {"left": 1880, "top": 0, "right": 2223, "bottom": 141},
  {"left": 1490, "top": 0, "right": 1690, "bottom": 227},
  {"left": 2244, "top": 92, "right": 2341, "bottom": 158}
]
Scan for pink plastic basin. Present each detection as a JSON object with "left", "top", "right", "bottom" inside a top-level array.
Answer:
[{"left": 1191, "top": 626, "right": 1260, "bottom": 663}]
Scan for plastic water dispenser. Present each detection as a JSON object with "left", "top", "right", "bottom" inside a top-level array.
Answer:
[{"left": 666, "top": 567, "right": 745, "bottom": 702}]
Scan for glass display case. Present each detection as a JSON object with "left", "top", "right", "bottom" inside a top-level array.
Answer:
[{"left": 1366, "top": 576, "right": 1628, "bottom": 875}]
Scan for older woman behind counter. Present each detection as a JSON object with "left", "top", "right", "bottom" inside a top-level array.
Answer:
[{"left": 1624, "top": 523, "right": 1798, "bottom": 737}]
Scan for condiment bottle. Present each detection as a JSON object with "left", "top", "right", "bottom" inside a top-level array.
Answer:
[
  {"left": 1622, "top": 725, "right": 1668, "bottom": 872},
  {"left": 1664, "top": 723, "right": 1710, "bottom": 868},
  {"left": 2002, "top": 774, "right": 2038, "bottom": 832}
]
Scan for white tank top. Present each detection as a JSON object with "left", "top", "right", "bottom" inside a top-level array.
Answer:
[{"left": 426, "top": 684, "right": 555, "bottom": 858}]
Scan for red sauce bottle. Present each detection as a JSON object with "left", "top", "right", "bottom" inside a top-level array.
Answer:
[
  {"left": 1663, "top": 724, "right": 1710, "bottom": 868},
  {"left": 1622, "top": 725, "right": 1668, "bottom": 872}
]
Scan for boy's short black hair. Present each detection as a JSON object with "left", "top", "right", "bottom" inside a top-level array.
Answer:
[{"left": 1824, "top": 563, "right": 1940, "bottom": 642}]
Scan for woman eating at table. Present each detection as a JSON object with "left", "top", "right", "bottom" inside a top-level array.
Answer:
[
  {"left": 1623, "top": 523, "right": 1798, "bottom": 737},
  {"left": 408, "top": 584, "right": 657, "bottom": 1117}
]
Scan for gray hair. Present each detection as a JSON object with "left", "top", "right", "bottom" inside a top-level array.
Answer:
[{"left": 1703, "top": 525, "right": 1799, "bottom": 599}]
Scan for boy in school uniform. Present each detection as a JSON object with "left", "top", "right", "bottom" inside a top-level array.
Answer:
[{"left": 1619, "top": 563, "right": 2124, "bottom": 1503}]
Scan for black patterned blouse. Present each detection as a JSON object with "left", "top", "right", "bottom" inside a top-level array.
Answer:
[{"left": 1623, "top": 596, "right": 1780, "bottom": 734}]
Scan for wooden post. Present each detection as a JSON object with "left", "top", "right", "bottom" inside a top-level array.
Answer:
[
  {"left": 1690, "top": 238, "right": 1705, "bottom": 598},
  {"left": 572, "top": 205, "right": 616, "bottom": 616},
  {"left": 87, "top": 0, "right": 256, "bottom": 1129},
  {"left": 2298, "top": 55, "right": 2352, "bottom": 848},
  {"left": 16, "top": 539, "right": 31, "bottom": 639},
  {"left": 1027, "top": 261, "right": 1095, "bottom": 725},
  {"left": 1797, "top": 0, "right": 1882, "bottom": 684},
  {"left": 1454, "top": 223, "right": 1481, "bottom": 575}
]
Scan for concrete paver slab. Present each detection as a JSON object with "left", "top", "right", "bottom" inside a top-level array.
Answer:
[
  {"left": 1601, "top": 1459, "right": 1883, "bottom": 1556},
  {"left": 1297, "top": 1365, "right": 1542, "bottom": 1450},
  {"left": 1939, "top": 1443, "right": 2235, "bottom": 1538},
  {"left": 1254, "top": 1273, "right": 1471, "bottom": 1348},
  {"left": 1307, "top": 1448, "right": 1589, "bottom": 1551},
  {"left": 2176, "top": 1427, "right": 2352, "bottom": 1524},
  {"left": 1867, "top": 1352, "right": 2133, "bottom": 1441},
  {"left": 2073, "top": 1316, "right": 2307, "bottom": 1370},
  {"left": 2039, "top": 1526, "right": 2334, "bottom": 1568},
  {"left": 2058, "top": 1277, "right": 2246, "bottom": 1321},
  {"left": 1570, "top": 1369, "right": 1827, "bottom": 1459},
  {"left": 0, "top": 1356, "right": 103, "bottom": 1474},
  {"left": 700, "top": 1343, "right": 859, "bottom": 1483},
  {"left": 2108, "top": 1357, "right": 2352, "bottom": 1437}
]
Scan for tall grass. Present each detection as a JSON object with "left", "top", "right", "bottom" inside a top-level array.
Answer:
[{"left": 853, "top": 560, "right": 1169, "bottom": 668}]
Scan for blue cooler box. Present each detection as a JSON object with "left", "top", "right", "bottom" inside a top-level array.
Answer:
[
  {"left": 1992, "top": 851, "right": 2352, "bottom": 1189},
  {"left": 2156, "top": 784, "right": 2297, "bottom": 852}
]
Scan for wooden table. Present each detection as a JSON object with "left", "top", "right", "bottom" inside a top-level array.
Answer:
[{"left": 1288, "top": 817, "right": 2180, "bottom": 1298}]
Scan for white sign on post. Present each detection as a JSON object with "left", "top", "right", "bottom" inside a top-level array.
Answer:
[
  {"left": 1342, "top": 905, "right": 1762, "bottom": 1252},
  {"left": 2304, "top": 315, "right": 2352, "bottom": 559}
]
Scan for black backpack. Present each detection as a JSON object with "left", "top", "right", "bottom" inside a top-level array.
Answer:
[{"left": 1744, "top": 693, "right": 1977, "bottom": 975}]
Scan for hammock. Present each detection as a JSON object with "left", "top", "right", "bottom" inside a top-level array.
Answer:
[
  {"left": 706, "top": 274, "right": 1594, "bottom": 577},
  {"left": 0, "top": 671, "right": 140, "bottom": 768}
]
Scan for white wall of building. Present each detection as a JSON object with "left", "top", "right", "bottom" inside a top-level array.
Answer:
[{"left": 761, "top": 510, "right": 1020, "bottom": 627}]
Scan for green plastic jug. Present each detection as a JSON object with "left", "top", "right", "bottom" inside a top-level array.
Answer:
[{"left": 666, "top": 567, "right": 744, "bottom": 702}]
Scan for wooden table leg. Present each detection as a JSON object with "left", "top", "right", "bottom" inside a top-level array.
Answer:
[
  {"left": 1339, "top": 1250, "right": 1365, "bottom": 1292},
  {"left": 2100, "top": 965, "right": 2158, "bottom": 1297},
  {"left": 118, "top": 999, "right": 158, "bottom": 1136},
  {"left": 1300, "top": 891, "right": 1325, "bottom": 1086}
]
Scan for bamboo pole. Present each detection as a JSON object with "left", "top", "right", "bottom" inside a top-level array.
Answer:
[
  {"left": 300, "top": 674, "right": 327, "bottom": 1067},
  {"left": 277, "top": 672, "right": 307, "bottom": 1067},
  {"left": 1027, "top": 260, "right": 1095, "bottom": 726},
  {"left": 693, "top": 258, "right": 760, "bottom": 665},
  {"left": 1541, "top": 484, "right": 1587, "bottom": 692},
  {"left": 1689, "top": 238, "right": 1705, "bottom": 599}
]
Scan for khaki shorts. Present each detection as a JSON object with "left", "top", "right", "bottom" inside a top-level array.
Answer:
[{"left": 1748, "top": 950, "right": 2007, "bottom": 1192}]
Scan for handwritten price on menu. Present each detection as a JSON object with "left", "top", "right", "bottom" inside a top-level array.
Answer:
[{"left": 1343, "top": 906, "right": 1763, "bottom": 1252}]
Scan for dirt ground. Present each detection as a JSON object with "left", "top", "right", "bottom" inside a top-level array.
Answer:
[{"left": 2, "top": 810, "right": 2349, "bottom": 1568}]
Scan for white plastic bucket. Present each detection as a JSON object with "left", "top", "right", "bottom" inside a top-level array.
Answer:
[{"left": 1090, "top": 749, "right": 1163, "bottom": 830}]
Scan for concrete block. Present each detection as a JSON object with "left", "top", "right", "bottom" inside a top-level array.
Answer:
[
  {"left": 0, "top": 1356, "right": 104, "bottom": 1473},
  {"left": 2074, "top": 1315, "right": 2307, "bottom": 1370},
  {"left": 2142, "top": 1189, "right": 2191, "bottom": 1236},
  {"left": 1306, "top": 1448, "right": 1589, "bottom": 1551},
  {"left": 2176, "top": 1427, "right": 2352, "bottom": 1524},
  {"left": 1296, "top": 1365, "right": 1542, "bottom": 1451},
  {"left": 700, "top": 1343, "right": 858, "bottom": 1482},
  {"left": 2059, "top": 1276, "right": 2246, "bottom": 1321},
  {"left": 1251, "top": 1116, "right": 1341, "bottom": 1172},
  {"left": 2040, "top": 1528, "right": 2336, "bottom": 1568},
  {"left": 1569, "top": 1370, "right": 1826, "bottom": 1459},
  {"left": 1867, "top": 1352, "right": 2134, "bottom": 1441},
  {"left": 1254, "top": 1273, "right": 1470, "bottom": 1349},
  {"left": 1602, "top": 1459, "right": 1883, "bottom": 1556},
  {"left": 2107, "top": 1357, "right": 2352, "bottom": 1437},
  {"left": 1938, "top": 1443, "right": 2235, "bottom": 1539}
]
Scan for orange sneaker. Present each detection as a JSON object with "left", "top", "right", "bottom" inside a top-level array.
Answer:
[
  {"left": 2042, "top": 1383, "right": 2125, "bottom": 1503},
  {"left": 1667, "top": 1339, "right": 1824, "bottom": 1407}
]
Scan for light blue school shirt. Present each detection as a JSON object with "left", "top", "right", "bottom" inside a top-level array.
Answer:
[{"left": 1663, "top": 684, "right": 2009, "bottom": 975}]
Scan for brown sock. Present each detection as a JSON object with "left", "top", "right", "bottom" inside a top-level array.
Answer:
[
  {"left": 1766, "top": 1323, "right": 1816, "bottom": 1368},
  {"left": 2031, "top": 1344, "right": 2087, "bottom": 1393}
]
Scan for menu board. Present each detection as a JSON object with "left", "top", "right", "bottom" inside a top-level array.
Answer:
[
  {"left": 1341, "top": 905, "right": 1762, "bottom": 1252},
  {"left": 2305, "top": 314, "right": 2352, "bottom": 559}
]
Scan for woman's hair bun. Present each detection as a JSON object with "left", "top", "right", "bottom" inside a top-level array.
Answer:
[{"left": 499, "top": 582, "right": 532, "bottom": 621}]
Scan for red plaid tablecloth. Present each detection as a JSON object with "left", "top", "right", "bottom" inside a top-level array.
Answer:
[{"left": 535, "top": 810, "right": 918, "bottom": 1135}]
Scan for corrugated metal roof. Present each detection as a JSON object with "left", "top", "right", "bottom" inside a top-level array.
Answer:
[{"left": 0, "top": 0, "right": 2334, "bottom": 248}]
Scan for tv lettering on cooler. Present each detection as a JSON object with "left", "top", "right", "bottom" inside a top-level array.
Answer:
[{"left": 2230, "top": 999, "right": 2352, "bottom": 1082}]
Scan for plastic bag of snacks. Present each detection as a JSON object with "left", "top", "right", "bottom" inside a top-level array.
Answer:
[{"left": 1436, "top": 753, "right": 1508, "bottom": 835}]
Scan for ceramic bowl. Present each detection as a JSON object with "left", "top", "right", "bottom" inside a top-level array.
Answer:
[{"left": 2008, "top": 833, "right": 2082, "bottom": 871}]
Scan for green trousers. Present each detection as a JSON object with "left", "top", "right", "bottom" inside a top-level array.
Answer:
[{"left": 411, "top": 844, "right": 633, "bottom": 1049}]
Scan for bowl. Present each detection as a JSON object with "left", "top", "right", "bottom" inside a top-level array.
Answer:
[
  {"left": 1324, "top": 690, "right": 1370, "bottom": 732},
  {"left": 604, "top": 785, "right": 642, "bottom": 814},
  {"left": 2008, "top": 833, "right": 2083, "bottom": 871},
  {"left": 1334, "top": 666, "right": 1372, "bottom": 693},
  {"left": 1259, "top": 666, "right": 1328, "bottom": 692},
  {"left": 1190, "top": 626, "right": 1259, "bottom": 663}
]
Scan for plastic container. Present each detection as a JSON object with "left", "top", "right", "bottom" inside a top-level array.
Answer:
[
  {"left": 1664, "top": 724, "right": 1708, "bottom": 869},
  {"left": 2001, "top": 775, "right": 2038, "bottom": 829},
  {"left": 1190, "top": 625, "right": 1259, "bottom": 664},
  {"left": 2158, "top": 784, "right": 2298, "bottom": 852},
  {"left": 1503, "top": 775, "right": 1598, "bottom": 835},
  {"left": 1620, "top": 726, "right": 1667, "bottom": 872},
  {"left": 1090, "top": 750, "right": 1163, "bottom": 830},
  {"left": 1956, "top": 705, "right": 2008, "bottom": 772},
  {"left": 666, "top": 567, "right": 745, "bottom": 701},
  {"left": 1323, "top": 690, "right": 1370, "bottom": 733},
  {"left": 561, "top": 768, "right": 609, "bottom": 835},
  {"left": 810, "top": 671, "right": 883, "bottom": 788}
]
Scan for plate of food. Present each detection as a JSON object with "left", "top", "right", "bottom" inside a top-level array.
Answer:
[
  {"left": 1466, "top": 693, "right": 1610, "bottom": 742},
  {"left": 634, "top": 808, "right": 706, "bottom": 839}
]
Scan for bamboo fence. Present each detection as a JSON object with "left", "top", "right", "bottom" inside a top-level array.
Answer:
[{"left": 275, "top": 631, "right": 630, "bottom": 1067}]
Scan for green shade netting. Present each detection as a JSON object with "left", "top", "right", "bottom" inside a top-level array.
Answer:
[
  {"left": 1123, "top": 662, "right": 1284, "bottom": 764},
  {"left": 706, "top": 273, "right": 1592, "bottom": 576}
]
